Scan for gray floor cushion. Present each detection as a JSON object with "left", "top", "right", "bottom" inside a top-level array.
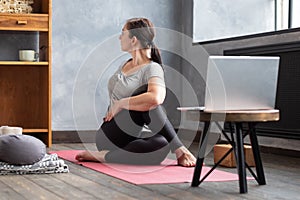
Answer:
[{"left": 0, "top": 134, "right": 46, "bottom": 165}]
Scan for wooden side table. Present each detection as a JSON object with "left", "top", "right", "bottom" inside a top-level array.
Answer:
[{"left": 185, "top": 109, "right": 280, "bottom": 193}]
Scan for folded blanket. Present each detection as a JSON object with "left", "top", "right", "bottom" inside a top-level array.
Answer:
[{"left": 0, "top": 153, "right": 69, "bottom": 175}]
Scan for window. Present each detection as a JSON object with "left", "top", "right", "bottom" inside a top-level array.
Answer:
[
  {"left": 289, "top": 0, "right": 300, "bottom": 28},
  {"left": 276, "top": 0, "right": 300, "bottom": 29},
  {"left": 276, "top": 0, "right": 289, "bottom": 29},
  {"left": 193, "top": 0, "right": 300, "bottom": 43}
]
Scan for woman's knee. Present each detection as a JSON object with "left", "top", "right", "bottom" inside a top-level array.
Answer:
[
  {"left": 149, "top": 134, "right": 169, "bottom": 149},
  {"left": 127, "top": 135, "right": 169, "bottom": 153},
  {"left": 95, "top": 126, "right": 116, "bottom": 151}
]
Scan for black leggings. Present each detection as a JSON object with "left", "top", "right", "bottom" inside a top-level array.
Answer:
[{"left": 95, "top": 105, "right": 183, "bottom": 165}]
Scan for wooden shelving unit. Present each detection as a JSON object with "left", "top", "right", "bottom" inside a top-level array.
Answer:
[{"left": 0, "top": 0, "right": 52, "bottom": 146}]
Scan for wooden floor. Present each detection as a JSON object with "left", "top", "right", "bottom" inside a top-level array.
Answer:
[{"left": 1, "top": 143, "right": 299, "bottom": 200}]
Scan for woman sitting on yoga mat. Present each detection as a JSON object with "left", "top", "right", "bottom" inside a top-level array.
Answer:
[{"left": 75, "top": 17, "right": 196, "bottom": 167}]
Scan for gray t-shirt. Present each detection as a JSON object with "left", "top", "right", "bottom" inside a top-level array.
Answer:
[{"left": 108, "top": 61, "right": 165, "bottom": 106}]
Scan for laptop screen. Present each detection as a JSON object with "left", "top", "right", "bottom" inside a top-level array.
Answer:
[{"left": 204, "top": 56, "right": 280, "bottom": 111}]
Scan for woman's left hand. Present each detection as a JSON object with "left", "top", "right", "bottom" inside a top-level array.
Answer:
[{"left": 104, "top": 99, "right": 124, "bottom": 122}]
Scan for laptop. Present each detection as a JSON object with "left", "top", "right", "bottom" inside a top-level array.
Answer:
[{"left": 178, "top": 55, "right": 280, "bottom": 111}]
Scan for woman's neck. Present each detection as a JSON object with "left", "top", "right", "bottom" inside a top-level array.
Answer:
[{"left": 130, "top": 49, "right": 151, "bottom": 66}]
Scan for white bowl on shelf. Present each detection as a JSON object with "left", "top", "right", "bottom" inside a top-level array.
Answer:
[{"left": 0, "top": 126, "right": 23, "bottom": 135}]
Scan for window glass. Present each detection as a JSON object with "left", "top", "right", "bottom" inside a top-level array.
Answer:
[
  {"left": 193, "top": 0, "right": 276, "bottom": 42},
  {"left": 291, "top": 0, "right": 300, "bottom": 28},
  {"left": 276, "top": 0, "right": 289, "bottom": 30}
]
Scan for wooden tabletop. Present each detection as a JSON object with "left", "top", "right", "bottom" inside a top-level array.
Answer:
[{"left": 185, "top": 109, "right": 280, "bottom": 122}]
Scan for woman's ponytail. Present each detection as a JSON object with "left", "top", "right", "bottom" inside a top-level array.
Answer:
[{"left": 150, "top": 44, "right": 162, "bottom": 66}]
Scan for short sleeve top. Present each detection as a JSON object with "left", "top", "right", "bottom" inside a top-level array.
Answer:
[{"left": 107, "top": 60, "right": 165, "bottom": 106}]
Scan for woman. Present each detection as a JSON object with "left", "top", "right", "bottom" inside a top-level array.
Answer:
[{"left": 75, "top": 18, "right": 196, "bottom": 167}]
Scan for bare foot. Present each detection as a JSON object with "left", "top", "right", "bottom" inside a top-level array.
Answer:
[
  {"left": 75, "top": 150, "right": 109, "bottom": 162},
  {"left": 175, "top": 146, "right": 196, "bottom": 167}
]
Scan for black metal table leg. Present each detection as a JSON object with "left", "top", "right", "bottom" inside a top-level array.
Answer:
[
  {"left": 191, "top": 122, "right": 210, "bottom": 187},
  {"left": 248, "top": 123, "right": 266, "bottom": 185},
  {"left": 234, "top": 123, "right": 248, "bottom": 193}
]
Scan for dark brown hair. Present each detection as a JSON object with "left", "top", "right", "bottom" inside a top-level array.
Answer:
[{"left": 125, "top": 18, "right": 162, "bottom": 66}]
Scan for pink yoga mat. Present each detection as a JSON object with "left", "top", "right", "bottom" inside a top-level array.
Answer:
[{"left": 51, "top": 150, "right": 244, "bottom": 185}]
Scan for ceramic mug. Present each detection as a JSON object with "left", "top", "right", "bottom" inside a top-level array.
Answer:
[{"left": 19, "top": 50, "right": 39, "bottom": 61}]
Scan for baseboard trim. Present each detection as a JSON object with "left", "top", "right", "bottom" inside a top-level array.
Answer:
[
  {"left": 260, "top": 146, "right": 300, "bottom": 158},
  {"left": 53, "top": 129, "right": 202, "bottom": 144},
  {"left": 53, "top": 130, "right": 300, "bottom": 158},
  {"left": 53, "top": 130, "right": 96, "bottom": 143}
]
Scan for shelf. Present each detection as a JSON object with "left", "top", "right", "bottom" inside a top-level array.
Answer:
[
  {"left": 0, "top": 13, "right": 49, "bottom": 17},
  {"left": 0, "top": 61, "right": 49, "bottom": 66},
  {"left": 0, "top": 13, "right": 49, "bottom": 32},
  {"left": 23, "top": 129, "right": 49, "bottom": 133}
]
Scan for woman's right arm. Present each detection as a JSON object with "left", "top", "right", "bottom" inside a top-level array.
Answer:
[{"left": 104, "top": 77, "right": 165, "bottom": 121}]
